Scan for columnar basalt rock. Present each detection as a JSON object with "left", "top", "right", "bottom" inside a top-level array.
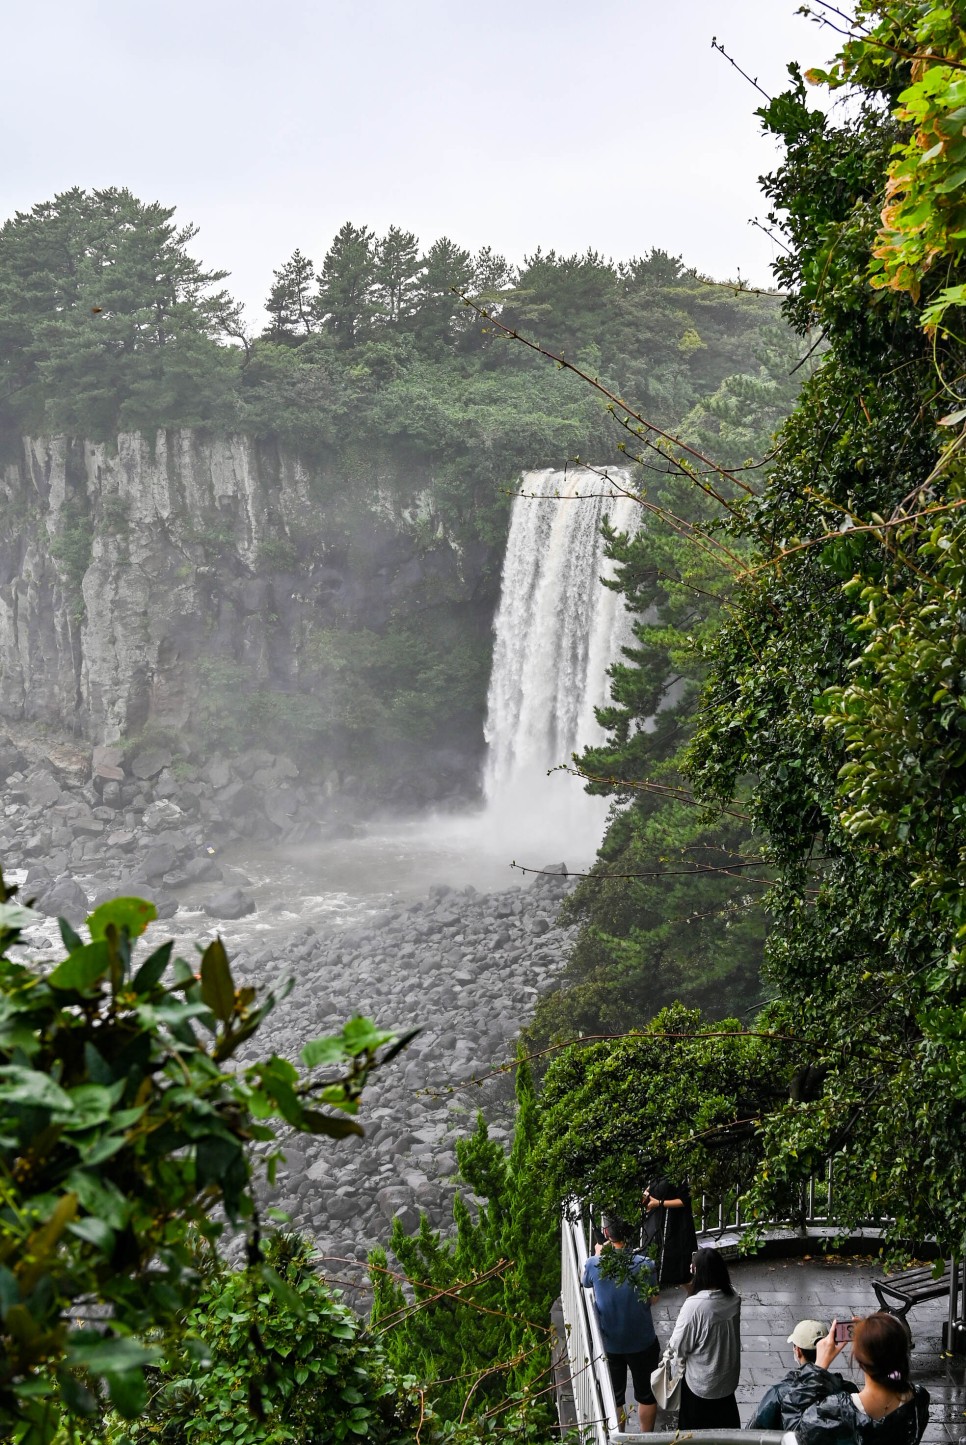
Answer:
[{"left": 0, "top": 431, "right": 499, "bottom": 805}]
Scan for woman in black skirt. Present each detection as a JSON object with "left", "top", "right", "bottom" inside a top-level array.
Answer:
[
  {"left": 643, "top": 1178, "right": 699, "bottom": 1287},
  {"left": 667, "top": 1247, "right": 741, "bottom": 1429}
]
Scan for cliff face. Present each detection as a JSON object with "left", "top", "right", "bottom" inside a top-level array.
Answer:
[{"left": 0, "top": 431, "right": 501, "bottom": 791}]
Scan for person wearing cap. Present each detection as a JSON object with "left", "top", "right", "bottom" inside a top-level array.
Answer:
[
  {"left": 748, "top": 1319, "right": 857, "bottom": 1431},
  {"left": 582, "top": 1216, "right": 660, "bottom": 1432}
]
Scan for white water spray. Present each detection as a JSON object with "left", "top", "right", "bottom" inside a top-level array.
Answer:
[{"left": 480, "top": 467, "right": 640, "bottom": 859}]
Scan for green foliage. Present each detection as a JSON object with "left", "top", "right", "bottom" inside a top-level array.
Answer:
[
  {"left": 0, "top": 869, "right": 408, "bottom": 1442},
  {"left": 48, "top": 499, "right": 93, "bottom": 621},
  {"left": 805, "top": 4, "right": 966, "bottom": 329},
  {"left": 678, "top": 6, "right": 966, "bottom": 1253},
  {"left": 368, "top": 1062, "right": 558, "bottom": 1432},
  {"left": 530, "top": 322, "right": 808, "bottom": 1042},
  {"left": 0, "top": 188, "right": 241, "bottom": 436},
  {"left": 112, "top": 1232, "right": 437, "bottom": 1445},
  {"left": 193, "top": 617, "right": 491, "bottom": 771},
  {"left": 533, "top": 1005, "right": 792, "bottom": 1220},
  {"left": 525, "top": 6, "right": 966, "bottom": 1263},
  {"left": 0, "top": 188, "right": 800, "bottom": 803}
]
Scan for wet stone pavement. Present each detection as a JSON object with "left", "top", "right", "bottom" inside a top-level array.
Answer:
[{"left": 646, "top": 1255, "right": 966, "bottom": 1443}]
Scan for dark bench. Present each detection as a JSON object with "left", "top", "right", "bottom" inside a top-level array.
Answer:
[{"left": 872, "top": 1260, "right": 953, "bottom": 1320}]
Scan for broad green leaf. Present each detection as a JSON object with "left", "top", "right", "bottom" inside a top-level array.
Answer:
[
  {"left": 66, "top": 1334, "right": 158, "bottom": 1372},
  {"left": 341, "top": 1016, "right": 395, "bottom": 1056},
  {"left": 59, "top": 917, "right": 83, "bottom": 953},
  {"left": 56, "top": 1365, "right": 99, "bottom": 1416},
  {"left": 0, "top": 902, "right": 38, "bottom": 930},
  {"left": 48, "top": 941, "right": 110, "bottom": 993},
  {"left": 106, "top": 1366, "right": 150, "bottom": 1418},
  {"left": 67, "top": 1216, "right": 115, "bottom": 1250},
  {"left": 0, "top": 1066, "right": 73, "bottom": 1112},
  {"left": 300, "top": 1109, "right": 364, "bottom": 1139},
  {"left": 200, "top": 937, "right": 235, "bottom": 1022},
  {"left": 86, "top": 896, "right": 157, "bottom": 942},
  {"left": 65, "top": 1170, "right": 131, "bottom": 1230},
  {"left": 301, "top": 1034, "right": 347, "bottom": 1068},
  {"left": 64, "top": 1081, "right": 125, "bottom": 1128},
  {"left": 131, "top": 939, "right": 173, "bottom": 993}
]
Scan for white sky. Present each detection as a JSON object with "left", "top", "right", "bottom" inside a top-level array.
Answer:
[{"left": 1, "top": 1, "right": 834, "bottom": 321}]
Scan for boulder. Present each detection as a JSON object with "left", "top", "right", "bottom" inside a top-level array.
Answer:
[
  {"left": 142, "top": 842, "right": 181, "bottom": 882},
  {"left": 263, "top": 787, "right": 299, "bottom": 829},
  {"left": 0, "top": 737, "right": 27, "bottom": 783},
  {"left": 202, "top": 887, "right": 257, "bottom": 920},
  {"left": 206, "top": 757, "right": 233, "bottom": 789},
  {"left": 24, "top": 773, "right": 63, "bottom": 808},
  {"left": 178, "top": 855, "right": 224, "bottom": 884},
  {"left": 142, "top": 800, "right": 184, "bottom": 831},
  {"left": 34, "top": 874, "right": 89, "bottom": 924},
  {"left": 154, "top": 768, "right": 181, "bottom": 800},
  {"left": 92, "top": 878, "right": 178, "bottom": 920},
  {"left": 392, "top": 1204, "right": 421, "bottom": 1234},
  {"left": 130, "top": 748, "right": 172, "bottom": 780}
]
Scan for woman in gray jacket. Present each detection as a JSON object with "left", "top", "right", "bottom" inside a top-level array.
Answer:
[{"left": 667, "top": 1247, "right": 741, "bottom": 1428}]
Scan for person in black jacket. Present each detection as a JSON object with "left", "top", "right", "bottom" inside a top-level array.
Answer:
[
  {"left": 793, "top": 1314, "right": 929, "bottom": 1445},
  {"left": 749, "top": 1319, "right": 856, "bottom": 1431}
]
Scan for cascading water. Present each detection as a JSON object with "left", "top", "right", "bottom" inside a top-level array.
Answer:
[{"left": 481, "top": 466, "right": 640, "bottom": 859}]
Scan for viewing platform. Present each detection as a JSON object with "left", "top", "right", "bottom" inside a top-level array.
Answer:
[{"left": 559, "top": 1213, "right": 966, "bottom": 1445}]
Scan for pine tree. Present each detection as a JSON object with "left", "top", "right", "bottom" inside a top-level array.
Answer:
[
  {"left": 368, "top": 1059, "right": 558, "bottom": 1428},
  {"left": 263, "top": 248, "right": 317, "bottom": 342},
  {"left": 471, "top": 245, "right": 515, "bottom": 301},
  {"left": 373, "top": 226, "right": 422, "bottom": 325},
  {"left": 0, "top": 186, "right": 239, "bottom": 434},
  {"left": 411, "top": 237, "right": 474, "bottom": 349},
  {"left": 316, "top": 221, "right": 376, "bottom": 345}
]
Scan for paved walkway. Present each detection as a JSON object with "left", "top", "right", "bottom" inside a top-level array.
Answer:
[{"left": 646, "top": 1254, "right": 966, "bottom": 1444}]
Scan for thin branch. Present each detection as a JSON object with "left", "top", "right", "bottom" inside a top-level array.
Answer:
[
  {"left": 790, "top": 329, "right": 828, "bottom": 375},
  {"left": 509, "top": 859, "right": 774, "bottom": 885},
  {"left": 711, "top": 36, "right": 774, "bottom": 100},
  {"left": 747, "top": 496, "right": 966, "bottom": 576},
  {"left": 803, "top": 1, "right": 966, "bottom": 72},
  {"left": 750, "top": 217, "right": 792, "bottom": 255},
  {"left": 456, "top": 291, "right": 757, "bottom": 494}
]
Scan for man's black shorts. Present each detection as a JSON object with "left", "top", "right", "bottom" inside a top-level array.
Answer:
[{"left": 605, "top": 1338, "right": 660, "bottom": 1406}]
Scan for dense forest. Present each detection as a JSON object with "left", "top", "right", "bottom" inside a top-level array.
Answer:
[{"left": 0, "top": 194, "right": 785, "bottom": 464}]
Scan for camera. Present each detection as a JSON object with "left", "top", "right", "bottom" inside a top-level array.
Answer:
[{"left": 833, "top": 1320, "right": 856, "bottom": 1345}]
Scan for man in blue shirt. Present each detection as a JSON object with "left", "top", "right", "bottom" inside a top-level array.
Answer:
[{"left": 582, "top": 1215, "right": 660, "bottom": 1432}]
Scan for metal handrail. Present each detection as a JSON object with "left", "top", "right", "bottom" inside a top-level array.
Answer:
[
  {"left": 614, "top": 1433, "right": 784, "bottom": 1444},
  {"left": 559, "top": 1209, "right": 621, "bottom": 1444}
]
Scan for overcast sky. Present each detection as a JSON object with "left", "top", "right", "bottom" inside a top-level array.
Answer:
[{"left": 2, "top": 1, "right": 834, "bottom": 321}]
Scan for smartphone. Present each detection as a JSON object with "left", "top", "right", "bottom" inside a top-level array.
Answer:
[{"left": 833, "top": 1320, "right": 855, "bottom": 1344}]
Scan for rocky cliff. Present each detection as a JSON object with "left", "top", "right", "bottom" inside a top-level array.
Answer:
[{"left": 0, "top": 431, "right": 503, "bottom": 805}]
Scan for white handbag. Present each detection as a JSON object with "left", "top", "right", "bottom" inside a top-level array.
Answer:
[{"left": 650, "top": 1346, "right": 683, "bottom": 1411}]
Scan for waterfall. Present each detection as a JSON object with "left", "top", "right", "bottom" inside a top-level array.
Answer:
[{"left": 481, "top": 466, "right": 640, "bottom": 858}]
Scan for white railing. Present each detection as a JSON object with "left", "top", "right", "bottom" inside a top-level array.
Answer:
[{"left": 560, "top": 1209, "right": 620, "bottom": 1445}]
